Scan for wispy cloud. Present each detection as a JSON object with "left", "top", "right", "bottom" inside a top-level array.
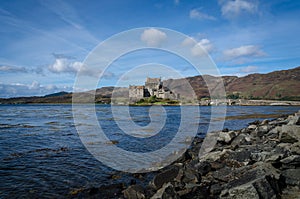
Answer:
[
  {"left": 219, "top": 0, "right": 258, "bottom": 19},
  {"left": 0, "top": 64, "right": 44, "bottom": 74},
  {"left": 189, "top": 8, "right": 216, "bottom": 21},
  {"left": 39, "top": 0, "right": 83, "bottom": 30},
  {"left": 223, "top": 45, "right": 265, "bottom": 60},
  {"left": 140, "top": 28, "right": 167, "bottom": 47},
  {"left": 0, "top": 7, "right": 91, "bottom": 54},
  {"left": 0, "top": 65, "right": 27, "bottom": 73}
]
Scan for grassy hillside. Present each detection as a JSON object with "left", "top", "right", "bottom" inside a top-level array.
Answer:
[{"left": 0, "top": 66, "right": 299, "bottom": 104}]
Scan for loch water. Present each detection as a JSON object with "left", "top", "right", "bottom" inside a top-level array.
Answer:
[{"left": 0, "top": 105, "right": 298, "bottom": 198}]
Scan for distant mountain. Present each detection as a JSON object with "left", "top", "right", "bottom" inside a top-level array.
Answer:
[
  {"left": 163, "top": 66, "right": 300, "bottom": 101},
  {"left": 225, "top": 66, "right": 300, "bottom": 100},
  {"left": 44, "top": 91, "right": 70, "bottom": 97},
  {"left": 0, "top": 66, "right": 299, "bottom": 104}
]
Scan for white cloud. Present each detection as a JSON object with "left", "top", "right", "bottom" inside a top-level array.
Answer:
[
  {"left": 0, "top": 81, "right": 72, "bottom": 98},
  {"left": 48, "top": 55, "right": 117, "bottom": 79},
  {"left": 219, "top": 0, "right": 258, "bottom": 19},
  {"left": 239, "top": 65, "right": 258, "bottom": 73},
  {"left": 191, "top": 39, "right": 214, "bottom": 57},
  {"left": 48, "top": 58, "right": 75, "bottom": 73},
  {"left": 48, "top": 57, "right": 95, "bottom": 76},
  {"left": 174, "top": 0, "right": 180, "bottom": 5},
  {"left": 223, "top": 45, "right": 265, "bottom": 60},
  {"left": 140, "top": 28, "right": 167, "bottom": 47},
  {"left": 189, "top": 9, "right": 216, "bottom": 21}
]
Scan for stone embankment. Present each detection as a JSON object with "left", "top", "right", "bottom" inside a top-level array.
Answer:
[
  {"left": 123, "top": 110, "right": 300, "bottom": 199},
  {"left": 70, "top": 110, "right": 300, "bottom": 198}
]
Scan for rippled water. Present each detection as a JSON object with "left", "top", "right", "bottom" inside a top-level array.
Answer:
[{"left": 0, "top": 105, "right": 298, "bottom": 198}]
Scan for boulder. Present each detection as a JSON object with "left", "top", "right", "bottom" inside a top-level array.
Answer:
[
  {"left": 195, "top": 161, "right": 211, "bottom": 176},
  {"left": 220, "top": 184, "right": 259, "bottom": 199},
  {"left": 279, "top": 125, "right": 300, "bottom": 143},
  {"left": 287, "top": 114, "right": 300, "bottom": 125},
  {"left": 248, "top": 124, "right": 257, "bottom": 130},
  {"left": 182, "top": 165, "right": 201, "bottom": 184},
  {"left": 257, "top": 125, "right": 270, "bottom": 137},
  {"left": 150, "top": 183, "right": 179, "bottom": 199},
  {"left": 210, "top": 183, "right": 222, "bottom": 195},
  {"left": 290, "top": 142, "right": 300, "bottom": 155},
  {"left": 231, "top": 134, "right": 252, "bottom": 148},
  {"left": 282, "top": 169, "right": 300, "bottom": 186},
  {"left": 150, "top": 166, "right": 179, "bottom": 189},
  {"left": 217, "top": 131, "right": 237, "bottom": 144},
  {"left": 123, "top": 185, "right": 145, "bottom": 199},
  {"left": 280, "top": 155, "right": 300, "bottom": 168}
]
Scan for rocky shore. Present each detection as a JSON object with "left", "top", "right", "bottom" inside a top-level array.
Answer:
[{"left": 70, "top": 110, "right": 300, "bottom": 199}]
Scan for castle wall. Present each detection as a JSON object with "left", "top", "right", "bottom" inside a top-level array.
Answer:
[{"left": 129, "top": 78, "right": 179, "bottom": 102}]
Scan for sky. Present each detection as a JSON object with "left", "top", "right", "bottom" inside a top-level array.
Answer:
[{"left": 0, "top": 0, "right": 300, "bottom": 97}]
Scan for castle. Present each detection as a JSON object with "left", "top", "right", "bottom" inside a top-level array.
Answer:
[{"left": 129, "top": 77, "right": 179, "bottom": 102}]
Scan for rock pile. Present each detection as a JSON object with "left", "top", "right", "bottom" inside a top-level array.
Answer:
[{"left": 124, "top": 110, "right": 300, "bottom": 199}]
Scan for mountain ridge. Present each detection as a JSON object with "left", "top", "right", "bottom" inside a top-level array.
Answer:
[{"left": 0, "top": 66, "right": 299, "bottom": 104}]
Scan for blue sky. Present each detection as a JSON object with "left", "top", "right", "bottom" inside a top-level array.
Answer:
[{"left": 0, "top": 0, "right": 299, "bottom": 97}]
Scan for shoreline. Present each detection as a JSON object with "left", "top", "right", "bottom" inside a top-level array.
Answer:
[
  {"left": 1, "top": 99, "right": 300, "bottom": 106},
  {"left": 70, "top": 110, "right": 300, "bottom": 198}
]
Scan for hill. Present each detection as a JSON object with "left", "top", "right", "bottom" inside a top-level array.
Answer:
[
  {"left": 0, "top": 66, "right": 299, "bottom": 104},
  {"left": 164, "top": 66, "right": 300, "bottom": 101}
]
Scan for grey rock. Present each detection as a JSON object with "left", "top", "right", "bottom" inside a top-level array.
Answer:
[
  {"left": 267, "top": 126, "right": 281, "bottom": 135},
  {"left": 265, "top": 153, "right": 282, "bottom": 163},
  {"left": 252, "top": 177, "right": 277, "bottom": 199},
  {"left": 228, "top": 149, "right": 251, "bottom": 163},
  {"left": 123, "top": 185, "right": 145, "bottom": 199},
  {"left": 221, "top": 183, "right": 259, "bottom": 199},
  {"left": 290, "top": 142, "right": 300, "bottom": 155},
  {"left": 226, "top": 163, "right": 281, "bottom": 189},
  {"left": 195, "top": 161, "right": 211, "bottom": 176},
  {"left": 251, "top": 151, "right": 270, "bottom": 162},
  {"left": 279, "top": 125, "right": 300, "bottom": 143},
  {"left": 261, "top": 119, "right": 269, "bottom": 125},
  {"left": 213, "top": 167, "right": 234, "bottom": 182},
  {"left": 287, "top": 115, "right": 300, "bottom": 125},
  {"left": 199, "top": 150, "right": 223, "bottom": 162},
  {"left": 150, "top": 166, "right": 179, "bottom": 189},
  {"left": 217, "top": 131, "right": 237, "bottom": 144},
  {"left": 150, "top": 182, "right": 179, "bottom": 199},
  {"left": 210, "top": 183, "right": 222, "bottom": 195},
  {"left": 280, "top": 155, "right": 300, "bottom": 167},
  {"left": 231, "top": 134, "right": 252, "bottom": 148},
  {"left": 257, "top": 125, "right": 270, "bottom": 137},
  {"left": 282, "top": 169, "right": 300, "bottom": 186},
  {"left": 182, "top": 165, "right": 200, "bottom": 184},
  {"left": 248, "top": 124, "right": 257, "bottom": 130}
]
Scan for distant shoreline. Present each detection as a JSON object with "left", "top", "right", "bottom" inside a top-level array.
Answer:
[{"left": 1, "top": 99, "right": 300, "bottom": 106}]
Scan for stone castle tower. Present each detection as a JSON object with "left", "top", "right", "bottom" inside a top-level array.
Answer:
[{"left": 129, "top": 77, "right": 179, "bottom": 102}]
